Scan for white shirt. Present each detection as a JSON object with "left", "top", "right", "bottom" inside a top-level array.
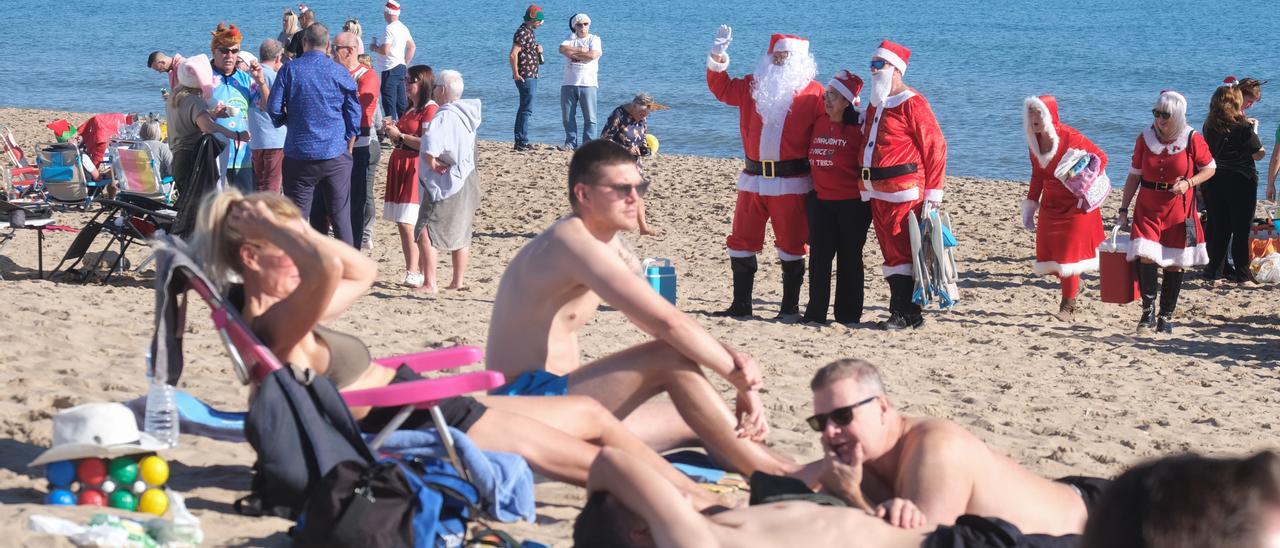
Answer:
[
  {"left": 378, "top": 20, "right": 413, "bottom": 72},
  {"left": 560, "top": 33, "right": 601, "bottom": 87}
]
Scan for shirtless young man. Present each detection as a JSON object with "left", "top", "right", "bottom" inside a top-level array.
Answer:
[
  {"left": 801, "top": 359, "right": 1102, "bottom": 536},
  {"left": 486, "top": 140, "right": 796, "bottom": 476}
]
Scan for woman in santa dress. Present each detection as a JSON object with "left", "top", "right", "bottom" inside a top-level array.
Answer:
[
  {"left": 380, "top": 65, "right": 439, "bottom": 288},
  {"left": 1020, "top": 95, "right": 1106, "bottom": 322},
  {"left": 1116, "top": 90, "right": 1216, "bottom": 335}
]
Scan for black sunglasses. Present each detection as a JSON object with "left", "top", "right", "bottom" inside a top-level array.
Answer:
[
  {"left": 595, "top": 181, "right": 650, "bottom": 198},
  {"left": 870, "top": 59, "right": 888, "bottom": 70},
  {"left": 806, "top": 395, "right": 877, "bottom": 431},
  {"left": 1151, "top": 109, "right": 1172, "bottom": 120},
  {"left": 218, "top": 47, "right": 241, "bottom": 54}
]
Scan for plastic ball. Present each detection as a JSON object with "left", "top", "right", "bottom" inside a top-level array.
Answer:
[
  {"left": 132, "top": 480, "right": 147, "bottom": 494},
  {"left": 107, "top": 457, "right": 139, "bottom": 484},
  {"left": 137, "top": 488, "right": 168, "bottom": 516},
  {"left": 645, "top": 133, "right": 660, "bottom": 155},
  {"left": 78, "top": 489, "right": 107, "bottom": 506},
  {"left": 46, "top": 461, "right": 76, "bottom": 487},
  {"left": 109, "top": 489, "right": 137, "bottom": 511},
  {"left": 45, "top": 489, "right": 76, "bottom": 506},
  {"left": 77, "top": 459, "right": 107, "bottom": 486},
  {"left": 100, "top": 479, "right": 116, "bottom": 493},
  {"left": 138, "top": 456, "right": 169, "bottom": 486}
]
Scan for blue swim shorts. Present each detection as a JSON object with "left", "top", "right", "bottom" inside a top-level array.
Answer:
[{"left": 490, "top": 370, "right": 569, "bottom": 396}]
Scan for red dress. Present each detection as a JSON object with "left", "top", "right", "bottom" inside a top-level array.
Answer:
[
  {"left": 1127, "top": 126, "right": 1214, "bottom": 268},
  {"left": 1024, "top": 96, "right": 1105, "bottom": 277},
  {"left": 382, "top": 102, "right": 438, "bottom": 224}
]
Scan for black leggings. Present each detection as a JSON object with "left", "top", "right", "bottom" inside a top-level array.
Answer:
[
  {"left": 1202, "top": 171, "right": 1257, "bottom": 279},
  {"left": 803, "top": 193, "right": 872, "bottom": 323}
]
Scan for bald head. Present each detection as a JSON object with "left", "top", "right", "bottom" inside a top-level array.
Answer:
[
  {"left": 335, "top": 31, "right": 359, "bottom": 47},
  {"left": 334, "top": 31, "right": 360, "bottom": 67}
]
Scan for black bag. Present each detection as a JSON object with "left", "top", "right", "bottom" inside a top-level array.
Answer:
[
  {"left": 291, "top": 460, "right": 417, "bottom": 548},
  {"left": 237, "top": 367, "right": 376, "bottom": 519},
  {"left": 0, "top": 200, "right": 53, "bottom": 227}
]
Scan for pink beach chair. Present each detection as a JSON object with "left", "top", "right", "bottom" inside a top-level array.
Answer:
[{"left": 1, "top": 124, "right": 40, "bottom": 195}]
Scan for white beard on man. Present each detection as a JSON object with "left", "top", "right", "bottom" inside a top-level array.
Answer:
[
  {"left": 750, "top": 52, "right": 817, "bottom": 126},
  {"left": 868, "top": 68, "right": 894, "bottom": 108}
]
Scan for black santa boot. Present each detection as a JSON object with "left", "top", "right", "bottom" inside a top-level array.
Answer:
[
  {"left": 776, "top": 259, "right": 805, "bottom": 321},
  {"left": 1135, "top": 262, "right": 1159, "bottom": 335},
  {"left": 1156, "top": 269, "right": 1184, "bottom": 334},
  {"left": 714, "top": 256, "right": 757, "bottom": 318},
  {"left": 879, "top": 275, "right": 923, "bottom": 331}
]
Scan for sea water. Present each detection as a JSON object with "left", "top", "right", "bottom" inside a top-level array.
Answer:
[{"left": 4, "top": 0, "right": 1277, "bottom": 187}]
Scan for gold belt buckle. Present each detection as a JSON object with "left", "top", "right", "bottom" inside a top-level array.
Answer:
[
  {"left": 761, "top": 160, "right": 775, "bottom": 179},
  {"left": 861, "top": 167, "right": 872, "bottom": 182}
]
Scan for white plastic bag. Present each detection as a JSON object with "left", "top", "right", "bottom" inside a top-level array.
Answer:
[{"left": 1253, "top": 252, "right": 1280, "bottom": 283}]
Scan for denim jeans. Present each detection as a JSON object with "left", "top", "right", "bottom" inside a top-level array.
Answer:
[
  {"left": 380, "top": 64, "right": 408, "bottom": 120},
  {"left": 560, "top": 85, "right": 598, "bottom": 148},
  {"left": 514, "top": 78, "right": 538, "bottom": 146}
]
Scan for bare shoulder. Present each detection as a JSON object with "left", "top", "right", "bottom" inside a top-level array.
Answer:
[{"left": 902, "top": 417, "right": 988, "bottom": 459}]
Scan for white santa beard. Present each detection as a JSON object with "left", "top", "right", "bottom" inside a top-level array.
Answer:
[
  {"left": 751, "top": 53, "right": 817, "bottom": 127},
  {"left": 868, "top": 70, "right": 893, "bottom": 108}
]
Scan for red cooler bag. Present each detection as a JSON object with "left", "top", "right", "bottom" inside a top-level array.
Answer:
[{"left": 1099, "top": 227, "right": 1137, "bottom": 304}]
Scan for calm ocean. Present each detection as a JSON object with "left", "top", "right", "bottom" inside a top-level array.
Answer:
[{"left": 5, "top": 0, "right": 1278, "bottom": 186}]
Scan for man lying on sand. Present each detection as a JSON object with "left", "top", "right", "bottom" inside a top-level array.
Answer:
[
  {"left": 797, "top": 359, "right": 1103, "bottom": 535},
  {"left": 486, "top": 139, "right": 796, "bottom": 476}
]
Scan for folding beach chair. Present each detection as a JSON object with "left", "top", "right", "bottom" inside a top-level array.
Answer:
[
  {"left": 109, "top": 141, "right": 174, "bottom": 205},
  {"left": 50, "top": 192, "right": 176, "bottom": 283},
  {"left": 35, "top": 142, "right": 103, "bottom": 209},
  {"left": 0, "top": 124, "right": 39, "bottom": 196}
]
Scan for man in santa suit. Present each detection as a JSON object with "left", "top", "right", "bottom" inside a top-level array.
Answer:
[
  {"left": 706, "top": 25, "right": 825, "bottom": 320},
  {"left": 860, "top": 39, "right": 947, "bottom": 330}
]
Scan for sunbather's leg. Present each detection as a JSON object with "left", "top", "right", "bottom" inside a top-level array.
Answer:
[
  {"left": 618, "top": 399, "right": 698, "bottom": 453},
  {"left": 466, "top": 406, "right": 594, "bottom": 485},
  {"left": 566, "top": 340, "right": 797, "bottom": 476}
]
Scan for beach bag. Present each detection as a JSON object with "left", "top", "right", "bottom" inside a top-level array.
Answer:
[
  {"left": 292, "top": 460, "right": 417, "bottom": 548},
  {"left": 1054, "top": 149, "right": 1110, "bottom": 212},
  {"left": 1098, "top": 227, "right": 1137, "bottom": 304},
  {"left": 1253, "top": 253, "right": 1280, "bottom": 283}
]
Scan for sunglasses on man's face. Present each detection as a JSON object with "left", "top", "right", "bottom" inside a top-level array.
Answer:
[
  {"left": 594, "top": 181, "right": 650, "bottom": 199},
  {"left": 870, "top": 59, "right": 888, "bottom": 70},
  {"left": 1152, "top": 109, "right": 1172, "bottom": 120},
  {"left": 218, "top": 47, "right": 241, "bottom": 55},
  {"left": 806, "top": 395, "right": 877, "bottom": 431}
]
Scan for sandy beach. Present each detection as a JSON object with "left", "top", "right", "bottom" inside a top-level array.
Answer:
[{"left": 1, "top": 107, "right": 1277, "bottom": 546}]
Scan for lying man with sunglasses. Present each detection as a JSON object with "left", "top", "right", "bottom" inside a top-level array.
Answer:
[
  {"left": 797, "top": 359, "right": 1106, "bottom": 536},
  {"left": 485, "top": 140, "right": 800, "bottom": 478}
]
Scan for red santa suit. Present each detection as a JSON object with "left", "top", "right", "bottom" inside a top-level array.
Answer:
[
  {"left": 1126, "top": 125, "right": 1213, "bottom": 268},
  {"left": 706, "top": 38, "right": 824, "bottom": 260},
  {"left": 1023, "top": 95, "right": 1106, "bottom": 277}
]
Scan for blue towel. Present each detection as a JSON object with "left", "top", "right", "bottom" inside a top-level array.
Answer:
[
  {"left": 372, "top": 428, "right": 536, "bottom": 523},
  {"left": 665, "top": 450, "right": 727, "bottom": 483}
]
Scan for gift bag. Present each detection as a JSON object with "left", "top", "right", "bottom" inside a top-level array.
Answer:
[{"left": 1098, "top": 227, "right": 1137, "bottom": 304}]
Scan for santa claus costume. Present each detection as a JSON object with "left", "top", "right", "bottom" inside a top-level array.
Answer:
[
  {"left": 1021, "top": 95, "right": 1106, "bottom": 321},
  {"left": 860, "top": 40, "right": 947, "bottom": 330},
  {"left": 706, "top": 28, "right": 825, "bottom": 319},
  {"left": 1117, "top": 90, "right": 1214, "bottom": 335}
]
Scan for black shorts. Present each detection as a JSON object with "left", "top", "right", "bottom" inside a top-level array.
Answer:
[{"left": 357, "top": 365, "right": 488, "bottom": 434}]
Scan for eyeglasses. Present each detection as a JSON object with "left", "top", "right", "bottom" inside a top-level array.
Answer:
[
  {"left": 870, "top": 59, "right": 888, "bottom": 70},
  {"left": 1151, "top": 109, "right": 1172, "bottom": 120},
  {"left": 594, "top": 181, "right": 650, "bottom": 199},
  {"left": 805, "top": 395, "right": 877, "bottom": 431},
  {"left": 335, "top": 45, "right": 356, "bottom": 53},
  {"left": 218, "top": 47, "right": 241, "bottom": 55}
]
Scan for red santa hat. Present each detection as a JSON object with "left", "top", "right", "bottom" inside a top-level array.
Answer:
[
  {"left": 768, "top": 34, "right": 809, "bottom": 58},
  {"left": 873, "top": 39, "right": 910, "bottom": 74},
  {"left": 829, "top": 70, "right": 864, "bottom": 107},
  {"left": 1223, "top": 75, "right": 1238, "bottom": 86},
  {"left": 384, "top": 0, "right": 400, "bottom": 15}
]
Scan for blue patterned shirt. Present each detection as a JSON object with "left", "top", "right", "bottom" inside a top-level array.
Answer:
[{"left": 268, "top": 50, "right": 360, "bottom": 160}]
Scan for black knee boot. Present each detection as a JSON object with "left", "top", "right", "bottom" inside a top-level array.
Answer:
[
  {"left": 777, "top": 259, "right": 805, "bottom": 320},
  {"left": 1136, "top": 262, "right": 1159, "bottom": 334},
  {"left": 1156, "top": 269, "right": 1184, "bottom": 334},
  {"left": 714, "top": 256, "right": 757, "bottom": 318},
  {"left": 879, "top": 275, "right": 924, "bottom": 331}
]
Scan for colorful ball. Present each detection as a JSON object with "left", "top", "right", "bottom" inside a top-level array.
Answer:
[
  {"left": 137, "top": 488, "right": 168, "bottom": 516},
  {"left": 77, "top": 459, "right": 107, "bottom": 486},
  {"left": 107, "top": 457, "right": 139, "bottom": 484},
  {"left": 108, "top": 489, "right": 137, "bottom": 511},
  {"left": 100, "top": 479, "right": 116, "bottom": 493},
  {"left": 132, "top": 480, "right": 147, "bottom": 494},
  {"left": 46, "top": 461, "right": 76, "bottom": 487},
  {"left": 138, "top": 456, "right": 169, "bottom": 486},
  {"left": 45, "top": 488, "right": 76, "bottom": 506},
  {"left": 77, "top": 489, "right": 107, "bottom": 506}
]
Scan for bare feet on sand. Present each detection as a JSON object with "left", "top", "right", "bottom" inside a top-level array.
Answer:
[{"left": 413, "top": 284, "right": 439, "bottom": 294}]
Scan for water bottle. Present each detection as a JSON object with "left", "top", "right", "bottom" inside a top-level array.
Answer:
[{"left": 143, "top": 346, "right": 179, "bottom": 447}]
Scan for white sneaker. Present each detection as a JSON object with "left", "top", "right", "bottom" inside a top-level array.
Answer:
[{"left": 402, "top": 271, "right": 425, "bottom": 287}]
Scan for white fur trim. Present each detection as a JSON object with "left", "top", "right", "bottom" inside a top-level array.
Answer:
[
  {"left": 777, "top": 248, "right": 805, "bottom": 261},
  {"left": 736, "top": 172, "right": 812, "bottom": 196},
  {"left": 882, "top": 89, "right": 916, "bottom": 109},
  {"left": 924, "top": 189, "right": 944, "bottom": 203},
  {"left": 1128, "top": 166, "right": 1142, "bottom": 176},
  {"left": 873, "top": 48, "right": 907, "bottom": 74},
  {"left": 1141, "top": 125, "right": 1192, "bottom": 155},
  {"left": 707, "top": 54, "right": 729, "bottom": 73},
  {"left": 728, "top": 248, "right": 758, "bottom": 258},
  {"left": 1032, "top": 254, "right": 1100, "bottom": 277},
  {"left": 1023, "top": 97, "right": 1059, "bottom": 169},
  {"left": 772, "top": 37, "right": 809, "bottom": 57},
  {"left": 1202, "top": 159, "right": 1216, "bottom": 170},
  {"left": 758, "top": 120, "right": 784, "bottom": 161},
  {"left": 382, "top": 202, "right": 419, "bottom": 224},
  {"left": 1126, "top": 237, "right": 1208, "bottom": 268},
  {"left": 830, "top": 78, "right": 857, "bottom": 105},
  {"left": 881, "top": 263, "right": 913, "bottom": 276},
  {"left": 861, "top": 185, "right": 920, "bottom": 203}
]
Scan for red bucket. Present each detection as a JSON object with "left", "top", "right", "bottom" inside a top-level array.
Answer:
[{"left": 1099, "top": 227, "right": 1137, "bottom": 304}]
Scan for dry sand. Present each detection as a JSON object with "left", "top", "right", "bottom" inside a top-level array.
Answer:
[{"left": 0, "top": 107, "right": 1277, "bottom": 546}]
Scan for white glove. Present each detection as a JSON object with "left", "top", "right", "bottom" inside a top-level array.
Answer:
[
  {"left": 711, "top": 25, "right": 733, "bottom": 56},
  {"left": 1021, "top": 200, "right": 1038, "bottom": 231}
]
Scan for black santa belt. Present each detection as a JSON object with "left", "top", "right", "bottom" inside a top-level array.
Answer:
[
  {"left": 859, "top": 163, "right": 919, "bottom": 182},
  {"left": 743, "top": 158, "right": 810, "bottom": 179},
  {"left": 1139, "top": 179, "right": 1177, "bottom": 191}
]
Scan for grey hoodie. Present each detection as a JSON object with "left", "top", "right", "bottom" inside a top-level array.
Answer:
[{"left": 419, "top": 98, "right": 482, "bottom": 202}]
